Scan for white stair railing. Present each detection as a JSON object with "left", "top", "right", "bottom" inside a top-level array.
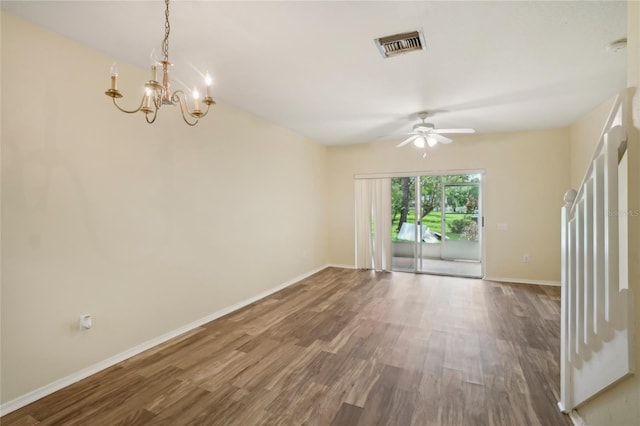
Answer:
[{"left": 559, "top": 89, "right": 634, "bottom": 412}]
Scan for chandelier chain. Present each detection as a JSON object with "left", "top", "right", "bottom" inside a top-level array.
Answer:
[{"left": 162, "top": 0, "right": 170, "bottom": 61}]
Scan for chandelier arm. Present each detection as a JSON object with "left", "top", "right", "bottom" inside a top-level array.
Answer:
[
  {"left": 112, "top": 96, "right": 145, "bottom": 114},
  {"left": 172, "top": 90, "right": 211, "bottom": 119},
  {"left": 145, "top": 108, "right": 159, "bottom": 124},
  {"left": 172, "top": 92, "right": 199, "bottom": 126},
  {"left": 172, "top": 90, "right": 201, "bottom": 117},
  {"left": 171, "top": 90, "right": 186, "bottom": 107},
  {"left": 152, "top": 94, "right": 163, "bottom": 110},
  {"left": 196, "top": 103, "right": 211, "bottom": 118},
  {"left": 178, "top": 104, "right": 199, "bottom": 126}
]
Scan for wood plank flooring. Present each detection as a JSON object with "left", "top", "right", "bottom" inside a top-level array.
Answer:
[{"left": 2, "top": 268, "right": 570, "bottom": 425}]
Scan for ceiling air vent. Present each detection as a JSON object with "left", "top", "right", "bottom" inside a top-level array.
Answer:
[{"left": 375, "top": 30, "right": 426, "bottom": 58}]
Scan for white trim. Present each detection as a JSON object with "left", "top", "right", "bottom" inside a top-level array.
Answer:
[
  {"left": 569, "top": 410, "right": 587, "bottom": 426},
  {"left": 0, "top": 264, "right": 330, "bottom": 416},
  {"left": 354, "top": 168, "right": 486, "bottom": 180},
  {"left": 557, "top": 401, "right": 567, "bottom": 414},
  {"left": 330, "top": 267, "right": 559, "bottom": 287},
  {"left": 480, "top": 176, "right": 486, "bottom": 278},
  {"left": 483, "top": 276, "right": 561, "bottom": 287},
  {"left": 328, "top": 263, "right": 356, "bottom": 269}
]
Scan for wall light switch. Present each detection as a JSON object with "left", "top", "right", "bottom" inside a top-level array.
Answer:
[{"left": 497, "top": 223, "right": 509, "bottom": 231}]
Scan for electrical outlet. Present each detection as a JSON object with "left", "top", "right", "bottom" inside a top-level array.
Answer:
[
  {"left": 523, "top": 254, "right": 530, "bottom": 263},
  {"left": 79, "top": 314, "right": 92, "bottom": 331}
]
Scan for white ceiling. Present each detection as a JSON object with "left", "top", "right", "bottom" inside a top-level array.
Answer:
[{"left": 2, "top": 1, "right": 628, "bottom": 145}]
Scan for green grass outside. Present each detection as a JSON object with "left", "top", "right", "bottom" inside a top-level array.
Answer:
[{"left": 391, "top": 210, "right": 474, "bottom": 241}]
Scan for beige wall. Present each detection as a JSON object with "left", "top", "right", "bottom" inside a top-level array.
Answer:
[
  {"left": 327, "top": 128, "right": 570, "bottom": 283},
  {"left": 0, "top": 13, "right": 328, "bottom": 403},
  {"left": 576, "top": 2, "right": 640, "bottom": 425},
  {"left": 569, "top": 96, "right": 617, "bottom": 190}
]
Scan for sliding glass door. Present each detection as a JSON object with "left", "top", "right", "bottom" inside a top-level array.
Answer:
[{"left": 391, "top": 173, "right": 483, "bottom": 277}]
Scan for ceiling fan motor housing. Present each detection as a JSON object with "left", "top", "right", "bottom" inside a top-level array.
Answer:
[{"left": 414, "top": 122, "right": 435, "bottom": 132}]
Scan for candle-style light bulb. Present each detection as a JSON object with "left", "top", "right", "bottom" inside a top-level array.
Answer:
[
  {"left": 204, "top": 72, "right": 212, "bottom": 98},
  {"left": 192, "top": 87, "right": 201, "bottom": 112},
  {"left": 110, "top": 61, "right": 118, "bottom": 90},
  {"left": 143, "top": 88, "right": 152, "bottom": 110},
  {"left": 149, "top": 49, "right": 158, "bottom": 67},
  {"left": 149, "top": 49, "right": 158, "bottom": 82}
]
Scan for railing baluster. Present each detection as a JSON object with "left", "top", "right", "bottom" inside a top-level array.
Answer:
[
  {"left": 584, "top": 179, "right": 594, "bottom": 348},
  {"left": 576, "top": 200, "right": 584, "bottom": 357},
  {"left": 568, "top": 217, "right": 578, "bottom": 362},
  {"left": 604, "top": 127, "right": 621, "bottom": 330},
  {"left": 594, "top": 154, "right": 606, "bottom": 336}
]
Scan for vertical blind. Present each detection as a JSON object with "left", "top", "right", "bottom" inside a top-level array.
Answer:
[{"left": 355, "top": 178, "right": 392, "bottom": 271}]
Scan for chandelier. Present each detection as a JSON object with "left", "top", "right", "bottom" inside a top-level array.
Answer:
[{"left": 104, "top": 0, "right": 215, "bottom": 126}]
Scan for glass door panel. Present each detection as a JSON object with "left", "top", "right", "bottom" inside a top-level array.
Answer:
[
  {"left": 391, "top": 177, "right": 417, "bottom": 272},
  {"left": 441, "top": 183, "right": 481, "bottom": 261},
  {"left": 417, "top": 176, "right": 442, "bottom": 269}
]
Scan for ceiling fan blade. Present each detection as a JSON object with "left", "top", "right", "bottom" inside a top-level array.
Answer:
[
  {"left": 433, "top": 128, "right": 476, "bottom": 134},
  {"left": 396, "top": 134, "right": 420, "bottom": 148},
  {"left": 430, "top": 133, "right": 453, "bottom": 144}
]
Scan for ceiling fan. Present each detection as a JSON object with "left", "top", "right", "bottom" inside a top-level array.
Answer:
[{"left": 396, "top": 111, "right": 475, "bottom": 150}]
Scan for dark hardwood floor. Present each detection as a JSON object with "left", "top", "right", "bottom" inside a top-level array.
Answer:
[{"left": 2, "top": 267, "right": 570, "bottom": 425}]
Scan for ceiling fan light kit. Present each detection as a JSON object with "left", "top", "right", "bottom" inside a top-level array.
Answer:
[
  {"left": 104, "top": 0, "right": 215, "bottom": 126},
  {"left": 396, "top": 111, "right": 475, "bottom": 155}
]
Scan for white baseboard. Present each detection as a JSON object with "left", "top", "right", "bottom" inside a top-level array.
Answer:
[
  {"left": 483, "top": 276, "right": 561, "bottom": 287},
  {"left": 0, "top": 264, "right": 330, "bottom": 416},
  {"left": 557, "top": 401, "right": 567, "bottom": 413},
  {"left": 329, "top": 267, "right": 560, "bottom": 286},
  {"left": 569, "top": 410, "right": 587, "bottom": 426},
  {"left": 327, "top": 263, "right": 356, "bottom": 269}
]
